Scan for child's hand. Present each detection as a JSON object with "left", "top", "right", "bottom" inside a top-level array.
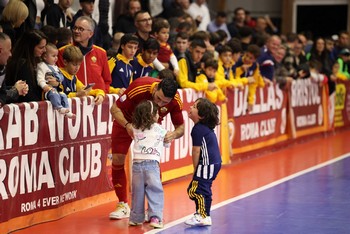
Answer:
[
  {"left": 247, "top": 76, "right": 256, "bottom": 84},
  {"left": 76, "top": 89, "right": 88, "bottom": 97},
  {"left": 173, "top": 69, "right": 179, "bottom": 78},
  {"left": 94, "top": 95, "right": 104, "bottom": 105},
  {"left": 43, "top": 84, "right": 52, "bottom": 93},
  {"left": 208, "top": 82, "right": 217, "bottom": 91},
  {"left": 46, "top": 76, "right": 59, "bottom": 87}
]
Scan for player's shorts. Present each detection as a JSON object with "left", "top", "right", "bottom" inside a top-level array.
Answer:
[{"left": 111, "top": 121, "right": 132, "bottom": 154}]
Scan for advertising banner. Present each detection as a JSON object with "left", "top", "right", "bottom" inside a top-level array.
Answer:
[
  {"left": 226, "top": 84, "right": 289, "bottom": 154},
  {"left": 289, "top": 79, "right": 328, "bottom": 137},
  {"left": 334, "top": 80, "right": 350, "bottom": 128}
]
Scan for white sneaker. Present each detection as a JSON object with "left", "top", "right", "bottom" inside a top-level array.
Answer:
[
  {"left": 185, "top": 213, "right": 212, "bottom": 226},
  {"left": 109, "top": 202, "right": 130, "bottom": 219}
]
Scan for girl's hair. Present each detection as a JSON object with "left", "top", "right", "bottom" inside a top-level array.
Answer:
[
  {"left": 132, "top": 100, "right": 159, "bottom": 131},
  {"left": 62, "top": 45, "right": 84, "bottom": 63},
  {"left": 196, "top": 98, "right": 219, "bottom": 129},
  {"left": 1, "top": 0, "right": 29, "bottom": 26}
]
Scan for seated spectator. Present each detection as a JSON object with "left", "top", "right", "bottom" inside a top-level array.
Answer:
[
  {"left": 59, "top": 44, "right": 105, "bottom": 103},
  {"left": 177, "top": 39, "right": 216, "bottom": 92},
  {"left": 232, "top": 44, "right": 265, "bottom": 112},
  {"left": 196, "top": 58, "right": 226, "bottom": 103},
  {"left": 131, "top": 37, "right": 160, "bottom": 80},
  {"left": 152, "top": 18, "right": 180, "bottom": 77},
  {"left": 0, "top": 0, "right": 29, "bottom": 45},
  {"left": 215, "top": 45, "right": 243, "bottom": 91},
  {"left": 5, "top": 29, "right": 47, "bottom": 103},
  {"left": 113, "top": 0, "right": 141, "bottom": 35},
  {"left": 108, "top": 33, "right": 139, "bottom": 93},
  {"left": 0, "top": 32, "right": 28, "bottom": 107},
  {"left": 207, "top": 11, "right": 231, "bottom": 41}
]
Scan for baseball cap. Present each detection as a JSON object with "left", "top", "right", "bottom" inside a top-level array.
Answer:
[
  {"left": 340, "top": 48, "right": 350, "bottom": 56},
  {"left": 79, "top": 0, "right": 95, "bottom": 3}
]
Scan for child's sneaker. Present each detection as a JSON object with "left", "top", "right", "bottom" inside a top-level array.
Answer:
[
  {"left": 185, "top": 213, "right": 212, "bottom": 226},
  {"left": 149, "top": 216, "right": 163, "bottom": 228},
  {"left": 129, "top": 220, "right": 143, "bottom": 226},
  {"left": 65, "top": 112, "right": 76, "bottom": 119},
  {"left": 58, "top": 108, "right": 69, "bottom": 114},
  {"left": 109, "top": 202, "right": 130, "bottom": 219},
  {"left": 144, "top": 209, "right": 149, "bottom": 222}
]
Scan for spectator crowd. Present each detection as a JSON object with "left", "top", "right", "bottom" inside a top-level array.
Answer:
[{"left": 0, "top": 0, "right": 349, "bottom": 111}]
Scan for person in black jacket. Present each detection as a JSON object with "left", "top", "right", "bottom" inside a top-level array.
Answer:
[{"left": 0, "top": 33, "right": 28, "bottom": 107}]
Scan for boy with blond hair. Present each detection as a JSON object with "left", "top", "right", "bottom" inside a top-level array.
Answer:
[{"left": 59, "top": 45, "right": 105, "bottom": 104}]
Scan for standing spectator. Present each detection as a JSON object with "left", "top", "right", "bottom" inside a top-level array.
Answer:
[
  {"left": 332, "top": 30, "right": 349, "bottom": 60},
  {"left": 43, "top": 0, "right": 73, "bottom": 28},
  {"left": 185, "top": 97, "right": 221, "bottom": 227},
  {"left": 24, "top": 0, "right": 46, "bottom": 30},
  {"left": 196, "top": 59, "right": 226, "bottom": 103},
  {"left": 134, "top": 10, "right": 152, "bottom": 54},
  {"left": 57, "top": 16, "right": 111, "bottom": 101},
  {"left": 56, "top": 27, "right": 73, "bottom": 48},
  {"left": 0, "top": 0, "right": 29, "bottom": 45},
  {"left": 113, "top": 0, "right": 141, "bottom": 35},
  {"left": 71, "top": 0, "right": 103, "bottom": 47},
  {"left": 336, "top": 48, "right": 350, "bottom": 80},
  {"left": 177, "top": 39, "right": 215, "bottom": 92},
  {"left": 134, "top": 10, "right": 165, "bottom": 71},
  {"left": 128, "top": 100, "right": 167, "bottom": 228},
  {"left": 109, "top": 75, "right": 184, "bottom": 220},
  {"left": 227, "top": 7, "right": 246, "bottom": 38},
  {"left": 5, "top": 29, "right": 47, "bottom": 102},
  {"left": 187, "top": 0, "right": 210, "bottom": 32},
  {"left": 0, "top": 32, "right": 28, "bottom": 107},
  {"left": 173, "top": 31, "right": 189, "bottom": 60},
  {"left": 232, "top": 44, "right": 265, "bottom": 112},
  {"left": 207, "top": 11, "right": 231, "bottom": 41},
  {"left": 108, "top": 33, "right": 139, "bottom": 93},
  {"left": 257, "top": 35, "right": 282, "bottom": 81},
  {"left": 152, "top": 18, "right": 180, "bottom": 76},
  {"left": 59, "top": 45, "right": 105, "bottom": 102},
  {"left": 131, "top": 37, "right": 160, "bottom": 80}
]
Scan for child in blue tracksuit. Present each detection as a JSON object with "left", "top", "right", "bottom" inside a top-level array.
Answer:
[{"left": 185, "top": 98, "right": 222, "bottom": 227}]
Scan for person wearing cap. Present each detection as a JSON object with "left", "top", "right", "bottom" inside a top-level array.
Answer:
[
  {"left": 71, "top": 0, "right": 103, "bottom": 47},
  {"left": 337, "top": 48, "right": 350, "bottom": 79}
]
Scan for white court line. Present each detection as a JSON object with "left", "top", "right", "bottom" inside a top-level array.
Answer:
[{"left": 145, "top": 152, "right": 350, "bottom": 234}]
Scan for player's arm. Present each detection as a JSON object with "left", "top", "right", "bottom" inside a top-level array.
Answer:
[
  {"left": 110, "top": 103, "right": 133, "bottom": 137},
  {"left": 164, "top": 124, "right": 184, "bottom": 143}
]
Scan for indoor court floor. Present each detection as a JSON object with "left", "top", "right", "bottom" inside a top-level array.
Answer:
[{"left": 12, "top": 129, "right": 350, "bottom": 234}]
